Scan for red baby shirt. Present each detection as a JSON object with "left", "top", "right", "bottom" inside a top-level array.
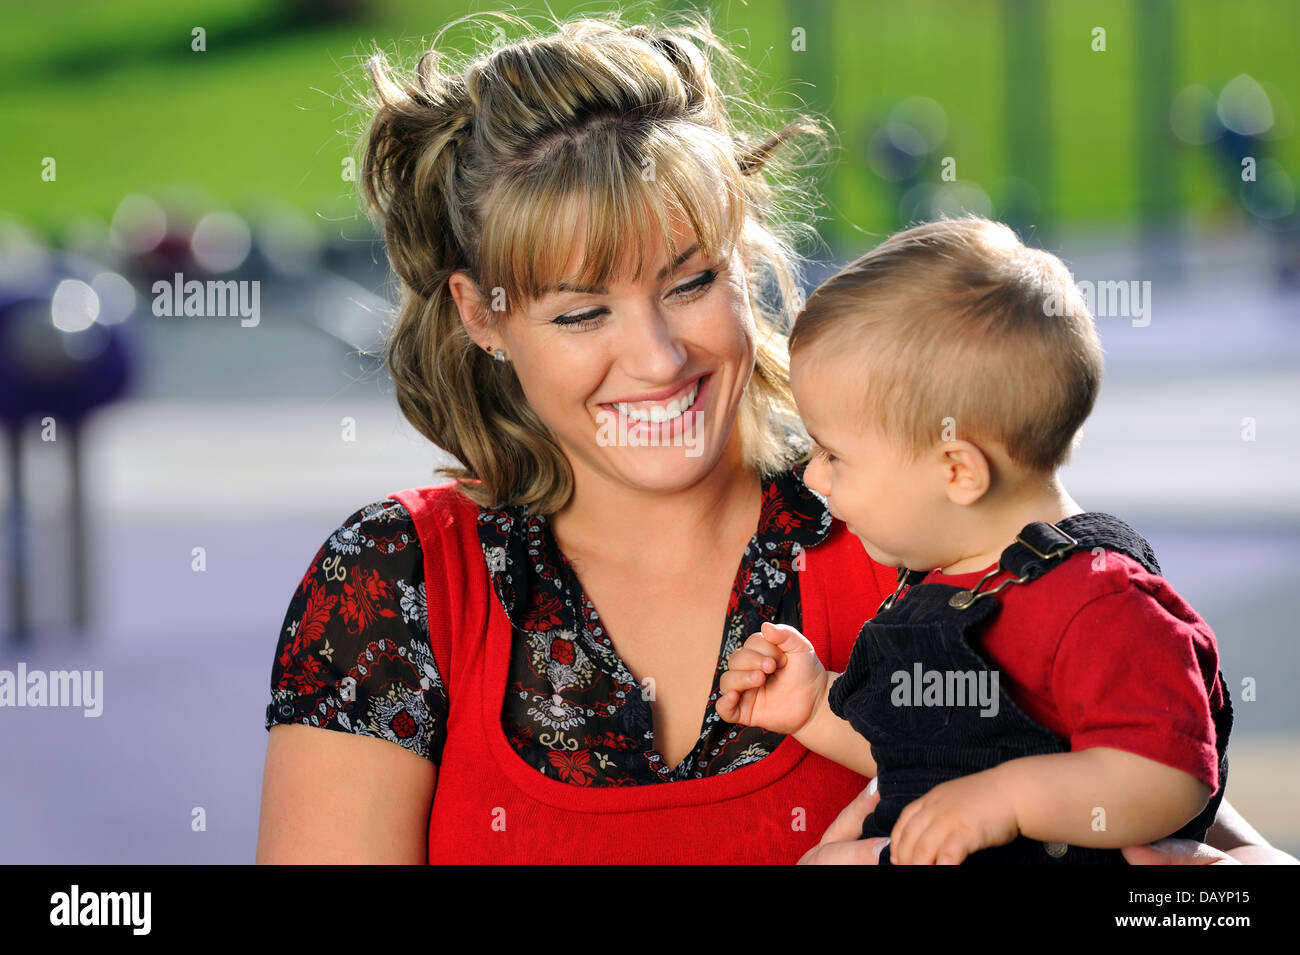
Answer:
[{"left": 921, "top": 548, "right": 1225, "bottom": 790}]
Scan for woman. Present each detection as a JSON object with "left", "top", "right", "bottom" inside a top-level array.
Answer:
[{"left": 255, "top": 11, "right": 1292, "bottom": 864}]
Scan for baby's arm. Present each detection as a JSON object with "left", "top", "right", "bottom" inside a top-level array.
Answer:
[
  {"left": 793, "top": 671, "right": 878, "bottom": 779},
  {"left": 992, "top": 747, "right": 1210, "bottom": 846},
  {"left": 890, "top": 747, "right": 1210, "bottom": 864},
  {"left": 718, "top": 622, "right": 876, "bottom": 779}
]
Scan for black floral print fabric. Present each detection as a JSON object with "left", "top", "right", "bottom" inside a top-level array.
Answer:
[{"left": 266, "top": 464, "right": 832, "bottom": 785}]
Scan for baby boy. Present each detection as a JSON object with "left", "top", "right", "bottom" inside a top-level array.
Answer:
[{"left": 717, "top": 217, "right": 1232, "bottom": 865}]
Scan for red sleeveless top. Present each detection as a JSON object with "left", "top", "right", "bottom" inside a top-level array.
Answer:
[{"left": 388, "top": 480, "right": 897, "bottom": 864}]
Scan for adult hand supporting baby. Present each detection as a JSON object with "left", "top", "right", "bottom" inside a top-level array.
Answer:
[
  {"left": 802, "top": 798, "right": 1236, "bottom": 865},
  {"left": 798, "top": 778, "right": 891, "bottom": 865},
  {"left": 1124, "top": 797, "right": 1298, "bottom": 864},
  {"left": 1121, "top": 839, "right": 1238, "bottom": 864},
  {"left": 803, "top": 794, "right": 1299, "bottom": 864}
]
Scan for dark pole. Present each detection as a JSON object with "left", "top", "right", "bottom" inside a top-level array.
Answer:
[
  {"left": 1134, "top": 0, "right": 1183, "bottom": 278},
  {"left": 6, "top": 423, "right": 29, "bottom": 644},
  {"left": 784, "top": 0, "right": 839, "bottom": 247},
  {"left": 69, "top": 419, "right": 88, "bottom": 633},
  {"left": 1002, "top": 0, "right": 1054, "bottom": 246}
]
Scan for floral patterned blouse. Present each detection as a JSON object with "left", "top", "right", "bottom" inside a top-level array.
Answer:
[{"left": 265, "top": 464, "right": 832, "bottom": 785}]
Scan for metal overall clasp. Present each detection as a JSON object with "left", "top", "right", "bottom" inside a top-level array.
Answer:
[
  {"left": 878, "top": 565, "right": 923, "bottom": 615},
  {"left": 947, "top": 522, "right": 1078, "bottom": 610}
]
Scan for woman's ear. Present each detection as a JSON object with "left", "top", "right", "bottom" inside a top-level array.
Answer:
[
  {"left": 938, "top": 440, "right": 992, "bottom": 507},
  {"left": 447, "top": 271, "right": 494, "bottom": 351}
]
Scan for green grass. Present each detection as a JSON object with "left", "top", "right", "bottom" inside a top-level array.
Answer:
[{"left": 2, "top": 0, "right": 1297, "bottom": 251}]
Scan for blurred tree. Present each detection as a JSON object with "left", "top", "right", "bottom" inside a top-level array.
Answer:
[{"left": 279, "top": 0, "right": 374, "bottom": 26}]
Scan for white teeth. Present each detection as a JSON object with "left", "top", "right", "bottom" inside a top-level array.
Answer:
[{"left": 614, "top": 380, "right": 699, "bottom": 423}]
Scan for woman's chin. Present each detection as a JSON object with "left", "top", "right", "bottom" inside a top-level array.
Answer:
[{"left": 602, "top": 443, "right": 719, "bottom": 491}]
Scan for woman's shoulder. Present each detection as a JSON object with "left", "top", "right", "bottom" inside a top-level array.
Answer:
[
  {"left": 333, "top": 496, "right": 422, "bottom": 550},
  {"left": 265, "top": 495, "right": 450, "bottom": 763},
  {"left": 388, "top": 479, "right": 481, "bottom": 525},
  {"left": 274, "top": 496, "right": 428, "bottom": 604},
  {"left": 274, "top": 495, "right": 432, "bottom": 672}
]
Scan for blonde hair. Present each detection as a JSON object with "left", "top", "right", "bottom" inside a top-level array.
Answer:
[
  {"left": 789, "top": 216, "right": 1103, "bottom": 474},
  {"left": 359, "top": 9, "right": 828, "bottom": 514}
]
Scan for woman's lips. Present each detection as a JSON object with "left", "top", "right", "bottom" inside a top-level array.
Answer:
[
  {"left": 597, "top": 373, "right": 710, "bottom": 440},
  {"left": 607, "top": 372, "right": 706, "bottom": 406}
]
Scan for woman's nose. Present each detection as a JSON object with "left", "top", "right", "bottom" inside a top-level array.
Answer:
[{"left": 618, "top": 301, "right": 688, "bottom": 381}]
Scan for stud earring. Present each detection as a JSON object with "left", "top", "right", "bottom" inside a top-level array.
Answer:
[{"left": 492, "top": 348, "right": 507, "bottom": 362}]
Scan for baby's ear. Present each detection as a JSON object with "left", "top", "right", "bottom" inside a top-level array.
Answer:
[{"left": 938, "top": 439, "right": 992, "bottom": 507}]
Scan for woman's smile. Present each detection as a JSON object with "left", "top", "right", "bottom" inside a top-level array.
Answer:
[{"left": 595, "top": 372, "right": 710, "bottom": 440}]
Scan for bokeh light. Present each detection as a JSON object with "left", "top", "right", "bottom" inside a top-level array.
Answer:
[
  {"left": 108, "top": 194, "right": 167, "bottom": 255},
  {"left": 191, "top": 211, "right": 253, "bottom": 273},
  {"left": 51, "top": 278, "right": 100, "bottom": 333}
]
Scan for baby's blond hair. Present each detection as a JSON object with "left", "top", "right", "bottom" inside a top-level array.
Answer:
[{"left": 789, "top": 216, "right": 1103, "bottom": 474}]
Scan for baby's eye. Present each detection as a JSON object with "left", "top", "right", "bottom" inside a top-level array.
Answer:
[{"left": 814, "top": 445, "right": 836, "bottom": 464}]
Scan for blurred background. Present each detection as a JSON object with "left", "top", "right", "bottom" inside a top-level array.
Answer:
[{"left": 0, "top": 0, "right": 1296, "bottom": 862}]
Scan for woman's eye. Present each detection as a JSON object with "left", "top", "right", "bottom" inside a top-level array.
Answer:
[
  {"left": 549, "top": 268, "right": 717, "bottom": 329},
  {"left": 552, "top": 308, "right": 607, "bottom": 329},
  {"left": 670, "top": 269, "right": 717, "bottom": 300}
]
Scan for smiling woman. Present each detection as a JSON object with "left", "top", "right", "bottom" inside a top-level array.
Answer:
[
  {"left": 364, "top": 11, "right": 822, "bottom": 515},
  {"left": 257, "top": 9, "right": 903, "bottom": 864}
]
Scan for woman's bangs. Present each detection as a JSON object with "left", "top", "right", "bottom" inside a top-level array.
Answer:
[{"left": 480, "top": 126, "right": 745, "bottom": 312}]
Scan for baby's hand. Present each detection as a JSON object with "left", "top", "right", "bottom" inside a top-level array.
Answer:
[
  {"left": 717, "top": 622, "right": 827, "bottom": 736},
  {"left": 889, "top": 771, "right": 1020, "bottom": 865}
]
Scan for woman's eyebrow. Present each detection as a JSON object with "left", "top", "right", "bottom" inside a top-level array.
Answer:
[{"left": 540, "top": 242, "right": 701, "bottom": 295}]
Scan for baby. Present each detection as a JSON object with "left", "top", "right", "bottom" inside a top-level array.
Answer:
[{"left": 718, "top": 217, "right": 1232, "bottom": 865}]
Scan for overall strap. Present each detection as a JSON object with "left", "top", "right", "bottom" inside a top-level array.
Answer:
[
  {"left": 999, "top": 511, "right": 1161, "bottom": 583},
  {"left": 923, "top": 512, "right": 1162, "bottom": 613}
]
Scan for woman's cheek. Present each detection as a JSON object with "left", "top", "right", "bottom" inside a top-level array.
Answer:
[
  {"left": 511, "top": 345, "right": 594, "bottom": 432},
  {"left": 715, "top": 271, "right": 758, "bottom": 361}
]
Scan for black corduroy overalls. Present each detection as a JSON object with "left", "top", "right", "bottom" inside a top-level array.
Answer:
[{"left": 826, "top": 512, "right": 1233, "bottom": 865}]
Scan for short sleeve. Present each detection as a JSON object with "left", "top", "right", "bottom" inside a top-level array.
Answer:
[
  {"left": 265, "top": 499, "right": 448, "bottom": 765},
  {"left": 1049, "top": 577, "right": 1221, "bottom": 790}
]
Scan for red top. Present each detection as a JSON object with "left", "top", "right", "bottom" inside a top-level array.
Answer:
[
  {"left": 921, "top": 550, "right": 1225, "bottom": 790},
  {"left": 390, "top": 480, "right": 898, "bottom": 864}
]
